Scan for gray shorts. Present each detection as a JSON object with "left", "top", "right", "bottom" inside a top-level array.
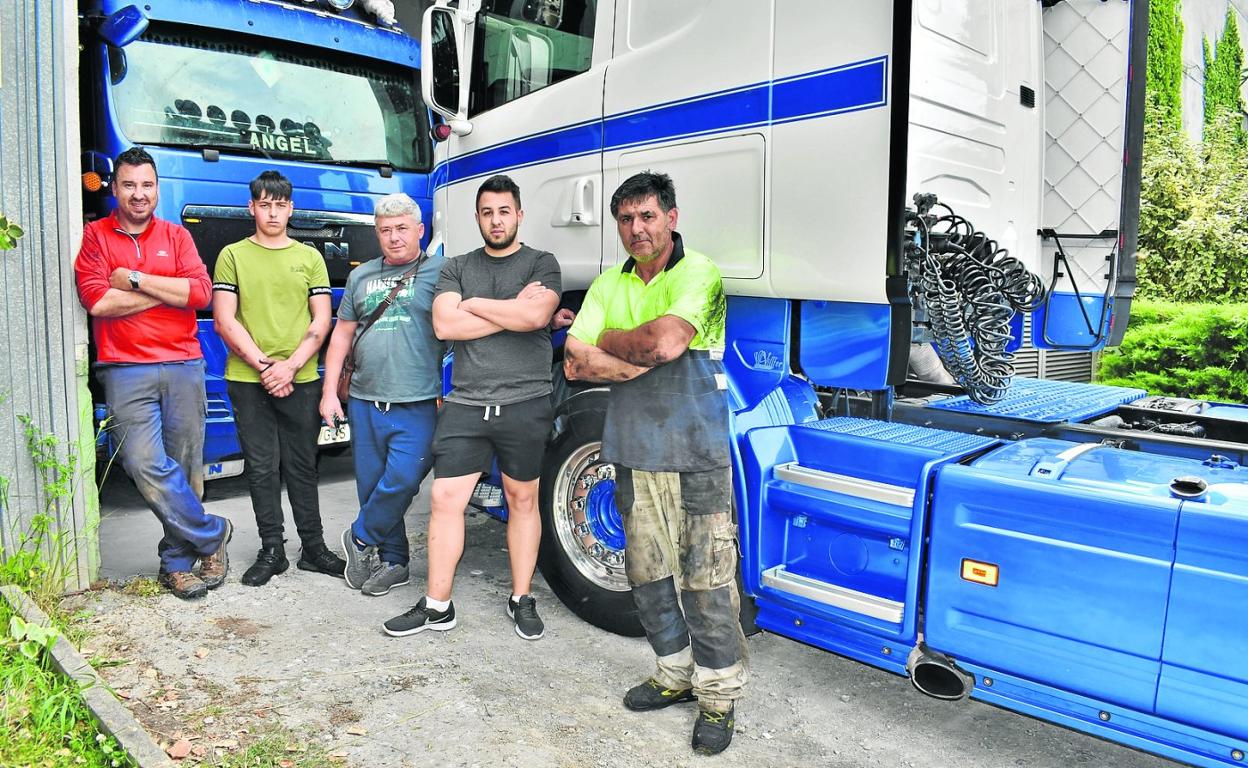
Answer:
[{"left": 431, "top": 396, "right": 553, "bottom": 481}]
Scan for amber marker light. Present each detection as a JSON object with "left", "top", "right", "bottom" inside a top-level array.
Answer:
[
  {"left": 82, "top": 172, "right": 103, "bottom": 192},
  {"left": 960, "top": 559, "right": 999, "bottom": 587}
]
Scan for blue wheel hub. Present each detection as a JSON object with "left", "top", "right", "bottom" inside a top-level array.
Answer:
[{"left": 584, "top": 478, "right": 625, "bottom": 552}]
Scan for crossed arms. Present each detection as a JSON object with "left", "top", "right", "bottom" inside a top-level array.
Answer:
[
  {"left": 432, "top": 281, "right": 560, "bottom": 341},
  {"left": 563, "top": 315, "right": 695, "bottom": 384}
]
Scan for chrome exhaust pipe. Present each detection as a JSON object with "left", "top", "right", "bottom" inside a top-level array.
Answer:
[{"left": 907, "top": 643, "right": 974, "bottom": 701}]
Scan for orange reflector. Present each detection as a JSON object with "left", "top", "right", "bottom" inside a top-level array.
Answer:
[
  {"left": 82, "top": 172, "right": 103, "bottom": 192},
  {"left": 961, "top": 559, "right": 999, "bottom": 587}
]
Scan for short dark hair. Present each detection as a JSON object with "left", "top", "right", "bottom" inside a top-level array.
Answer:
[
  {"left": 610, "top": 171, "right": 676, "bottom": 218},
  {"left": 475, "top": 174, "right": 521, "bottom": 210},
  {"left": 114, "top": 147, "right": 158, "bottom": 180},
  {"left": 250, "top": 170, "right": 292, "bottom": 201}
]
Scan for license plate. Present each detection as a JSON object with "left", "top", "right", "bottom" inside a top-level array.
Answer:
[
  {"left": 205, "top": 459, "right": 245, "bottom": 480},
  {"left": 318, "top": 423, "right": 351, "bottom": 446}
]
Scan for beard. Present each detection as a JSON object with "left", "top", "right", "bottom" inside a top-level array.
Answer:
[{"left": 481, "top": 224, "right": 518, "bottom": 251}]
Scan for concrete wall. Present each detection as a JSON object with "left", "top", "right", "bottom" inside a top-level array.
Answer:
[
  {"left": 0, "top": 3, "right": 96, "bottom": 590},
  {"left": 1182, "top": 0, "right": 1248, "bottom": 140}
]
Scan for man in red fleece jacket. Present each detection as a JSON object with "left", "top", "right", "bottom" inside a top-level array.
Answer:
[{"left": 74, "top": 147, "right": 232, "bottom": 599}]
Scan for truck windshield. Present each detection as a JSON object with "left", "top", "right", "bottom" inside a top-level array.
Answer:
[{"left": 109, "top": 25, "right": 431, "bottom": 171}]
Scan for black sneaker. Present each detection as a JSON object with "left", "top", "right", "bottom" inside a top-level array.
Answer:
[
  {"left": 623, "top": 678, "right": 696, "bottom": 711},
  {"left": 691, "top": 705, "right": 735, "bottom": 755},
  {"left": 383, "top": 597, "right": 457, "bottom": 637},
  {"left": 507, "top": 595, "right": 545, "bottom": 640},
  {"left": 297, "top": 542, "right": 346, "bottom": 577}
]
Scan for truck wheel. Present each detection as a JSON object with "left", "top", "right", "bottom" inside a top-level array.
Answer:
[{"left": 538, "top": 396, "right": 644, "bottom": 637}]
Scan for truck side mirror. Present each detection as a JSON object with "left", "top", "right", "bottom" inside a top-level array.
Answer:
[
  {"left": 422, "top": 5, "right": 474, "bottom": 137},
  {"left": 98, "top": 4, "right": 149, "bottom": 49}
]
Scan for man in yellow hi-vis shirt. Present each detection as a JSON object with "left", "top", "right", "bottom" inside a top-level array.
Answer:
[{"left": 564, "top": 171, "right": 745, "bottom": 756}]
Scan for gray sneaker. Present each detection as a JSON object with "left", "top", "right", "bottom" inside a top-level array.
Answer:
[
  {"left": 361, "top": 562, "right": 410, "bottom": 596},
  {"left": 341, "top": 528, "right": 379, "bottom": 590}
]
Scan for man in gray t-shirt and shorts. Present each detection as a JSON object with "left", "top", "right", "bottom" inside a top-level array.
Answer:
[{"left": 383, "top": 175, "right": 561, "bottom": 642}]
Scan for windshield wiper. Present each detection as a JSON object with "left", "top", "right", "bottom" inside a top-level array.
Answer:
[
  {"left": 319, "top": 158, "right": 402, "bottom": 176},
  {"left": 141, "top": 140, "right": 273, "bottom": 161}
]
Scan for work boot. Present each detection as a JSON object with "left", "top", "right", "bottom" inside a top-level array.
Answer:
[
  {"left": 691, "top": 705, "right": 735, "bottom": 755},
  {"left": 198, "top": 519, "right": 233, "bottom": 590},
  {"left": 341, "top": 528, "right": 379, "bottom": 589},
  {"left": 241, "top": 545, "right": 289, "bottom": 587},
  {"left": 159, "top": 570, "right": 209, "bottom": 600},
  {"left": 297, "top": 541, "right": 346, "bottom": 577},
  {"left": 623, "top": 678, "right": 696, "bottom": 711}
]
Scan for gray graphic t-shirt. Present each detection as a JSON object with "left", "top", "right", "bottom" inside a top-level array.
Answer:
[
  {"left": 435, "top": 244, "right": 561, "bottom": 406},
  {"left": 338, "top": 252, "right": 445, "bottom": 403}
]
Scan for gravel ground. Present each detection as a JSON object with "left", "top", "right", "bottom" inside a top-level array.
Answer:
[{"left": 70, "top": 455, "right": 1181, "bottom": 768}]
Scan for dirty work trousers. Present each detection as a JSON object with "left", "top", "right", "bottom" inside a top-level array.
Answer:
[
  {"left": 98, "top": 360, "right": 227, "bottom": 574},
  {"left": 615, "top": 466, "right": 748, "bottom": 712},
  {"left": 227, "top": 380, "right": 323, "bottom": 549},
  {"left": 347, "top": 398, "right": 437, "bottom": 567}
]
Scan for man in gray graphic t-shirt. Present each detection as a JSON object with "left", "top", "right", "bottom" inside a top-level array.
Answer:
[{"left": 383, "top": 174, "right": 561, "bottom": 643}]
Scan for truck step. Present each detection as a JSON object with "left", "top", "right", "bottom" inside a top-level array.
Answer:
[
  {"left": 761, "top": 565, "right": 903, "bottom": 623},
  {"left": 925, "top": 377, "right": 1146, "bottom": 424},
  {"left": 802, "top": 416, "right": 998, "bottom": 455},
  {"left": 470, "top": 481, "right": 503, "bottom": 508},
  {"left": 774, "top": 462, "right": 914, "bottom": 508}
]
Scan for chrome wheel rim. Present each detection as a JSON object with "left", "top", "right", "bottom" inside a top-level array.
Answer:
[{"left": 551, "top": 441, "right": 629, "bottom": 592}]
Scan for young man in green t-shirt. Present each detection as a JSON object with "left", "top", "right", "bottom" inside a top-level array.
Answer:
[{"left": 212, "top": 171, "right": 346, "bottom": 586}]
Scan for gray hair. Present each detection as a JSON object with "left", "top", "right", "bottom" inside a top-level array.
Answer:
[{"left": 373, "top": 193, "right": 422, "bottom": 222}]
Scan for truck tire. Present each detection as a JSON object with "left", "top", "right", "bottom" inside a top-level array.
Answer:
[
  {"left": 536, "top": 390, "right": 761, "bottom": 639},
  {"left": 538, "top": 392, "right": 645, "bottom": 637}
]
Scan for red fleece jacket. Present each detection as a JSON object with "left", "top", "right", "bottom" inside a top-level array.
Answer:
[{"left": 74, "top": 213, "right": 211, "bottom": 364}]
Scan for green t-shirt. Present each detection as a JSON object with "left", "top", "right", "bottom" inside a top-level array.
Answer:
[
  {"left": 212, "top": 238, "right": 331, "bottom": 384},
  {"left": 568, "top": 243, "right": 726, "bottom": 351}
]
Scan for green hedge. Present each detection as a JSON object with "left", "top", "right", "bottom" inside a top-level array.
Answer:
[{"left": 1097, "top": 300, "right": 1248, "bottom": 402}]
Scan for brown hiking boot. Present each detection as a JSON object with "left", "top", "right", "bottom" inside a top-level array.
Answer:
[
  {"left": 199, "top": 519, "right": 233, "bottom": 590},
  {"left": 159, "top": 570, "right": 209, "bottom": 600}
]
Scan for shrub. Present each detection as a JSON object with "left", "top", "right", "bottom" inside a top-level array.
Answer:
[{"left": 1097, "top": 300, "right": 1248, "bottom": 401}]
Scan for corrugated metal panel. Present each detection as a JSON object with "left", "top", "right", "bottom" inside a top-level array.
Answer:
[
  {"left": 0, "top": 2, "right": 94, "bottom": 590},
  {"left": 1040, "top": 350, "right": 1095, "bottom": 382},
  {"left": 1012, "top": 314, "right": 1093, "bottom": 383},
  {"left": 1012, "top": 346, "right": 1042, "bottom": 379}
]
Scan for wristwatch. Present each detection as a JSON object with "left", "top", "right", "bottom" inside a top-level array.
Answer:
[{"left": 128, "top": 270, "right": 142, "bottom": 290}]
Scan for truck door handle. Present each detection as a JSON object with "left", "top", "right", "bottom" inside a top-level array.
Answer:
[{"left": 570, "top": 177, "right": 594, "bottom": 225}]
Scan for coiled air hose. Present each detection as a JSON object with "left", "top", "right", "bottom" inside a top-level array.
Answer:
[{"left": 906, "top": 194, "right": 1047, "bottom": 405}]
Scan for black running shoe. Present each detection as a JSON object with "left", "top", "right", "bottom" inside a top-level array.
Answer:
[
  {"left": 507, "top": 595, "right": 545, "bottom": 640},
  {"left": 297, "top": 542, "right": 346, "bottom": 577},
  {"left": 623, "top": 678, "right": 696, "bottom": 711},
  {"left": 383, "top": 597, "right": 457, "bottom": 637},
  {"left": 691, "top": 705, "right": 735, "bottom": 755}
]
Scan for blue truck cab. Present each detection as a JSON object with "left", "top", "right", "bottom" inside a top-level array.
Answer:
[{"left": 79, "top": 0, "right": 434, "bottom": 479}]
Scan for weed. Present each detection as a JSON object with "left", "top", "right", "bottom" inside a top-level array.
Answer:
[
  {"left": 0, "top": 599, "right": 133, "bottom": 767},
  {"left": 120, "top": 576, "right": 163, "bottom": 598},
  {"left": 0, "top": 416, "right": 131, "bottom": 766},
  {"left": 205, "top": 728, "right": 341, "bottom": 767}
]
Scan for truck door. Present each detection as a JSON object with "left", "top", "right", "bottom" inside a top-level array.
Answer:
[
  {"left": 424, "top": 0, "right": 611, "bottom": 290},
  {"left": 1034, "top": 0, "right": 1146, "bottom": 349}
]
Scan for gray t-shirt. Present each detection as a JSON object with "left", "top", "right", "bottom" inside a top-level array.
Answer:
[
  {"left": 435, "top": 244, "right": 561, "bottom": 406},
  {"left": 338, "top": 252, "right": 445, "bottom": 403}
]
